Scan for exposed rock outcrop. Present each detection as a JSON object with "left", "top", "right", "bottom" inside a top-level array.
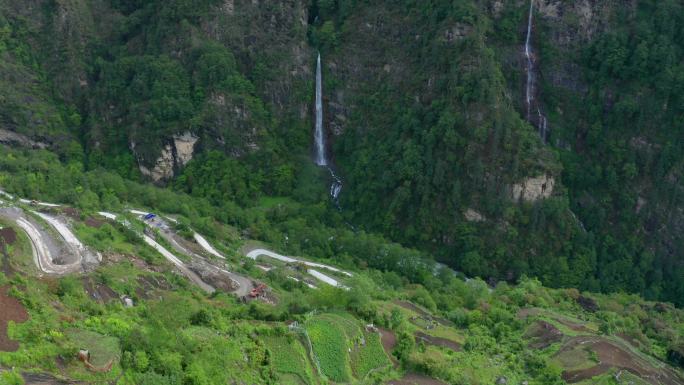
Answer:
[
  {"left": 0, "top": 129, "right": 48, "bottom": 149},
  {"left": 136, "top": 132, "right": 198, "bottom": 182},
  {"left": 139, "top": 144, "right": 175, "bottom": 183},
  {"left": 464, "top": 209, "right": 486, "bottom": 222},
  {"left": 512, "top": 175, "right": 555, "bottom": 202},
  {"left": 173, "top": 132, "right": 199, "bottom": 167}
]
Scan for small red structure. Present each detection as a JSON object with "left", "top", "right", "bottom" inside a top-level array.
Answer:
[{"left": 249, "top": 284, "right": 267, "bottom": 298}]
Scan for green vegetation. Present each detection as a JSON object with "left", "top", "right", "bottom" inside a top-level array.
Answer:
[
  {"left": 0, "top": 0, "right": 683, "bottom": 384},
  {"left": 263, "top": 334, "right": 316, "bottom": 385},
  {"left": 65, "top": 329, "right": 120, "bottom": 367},
  {"left": 306, "top": 316, "right": 351, "bottom": 382},
  {"left": 0, "top": 0, "right": 682, "bottom": 308},
  {"left": 0, "top": 144, "right": 683, "bottom": 384},
  {"left": 350, "top": 331, "right": 390, "bottom": 379}
]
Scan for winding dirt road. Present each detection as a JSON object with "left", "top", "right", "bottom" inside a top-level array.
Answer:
[
  {"left": 0, "top": 207, "right": 82, "bottom": 275},
  {"left": 124, "top": 210, "right": 255, "bottom": 296},
  {"left": 140, "top": 233, "right": 215, "bottom": 293},
  {"left": 246, "top": 248, "right": 350, "bottom": 288}
]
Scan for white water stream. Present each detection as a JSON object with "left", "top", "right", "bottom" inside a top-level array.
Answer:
[
  {"left": 524, "top": 0, "right": 548, "bottom": 142},
  {"left": 313, "top": 53, "right": 344, "bottom": 204},
  {"left": 314, "top": 53, "right": 327, "bottom": 166}
]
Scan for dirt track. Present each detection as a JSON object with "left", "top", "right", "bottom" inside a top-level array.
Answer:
[
  {"left": 246, "top": 248, "right": 351, "bottom": 288},
  {"left": 0, "top": 208, "right": 82, "bottom": 275},
  {"left": 394, "top": 300, "right": 452, "bottom": 327},
  {"left": 415, "top": 331, "right": 461, "bottom": 352},
  {"left": 379, "top": 328, "right": 398, "bottom": 365},
  {"left": 21, "top": 372, "right": 83, "bottom": 385},
  {"left": 131, "top": 211, "right": 254, "bottom": 296}
]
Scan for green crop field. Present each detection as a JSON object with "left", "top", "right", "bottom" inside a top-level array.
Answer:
[
  {"left": 350, "top": 330, "right": 391, "bottom": 379},
  {"left": 305, "top": 312, "right": 391, "bottom": 382},
  {"left": 306, "top": 316, "right": 352, "bottom": 382},
  {"left": 263, "top": 335, "right": 316, "bottom": 385},
  {"left": 318, "top": 313, "right": 362, "bottom": 340}
]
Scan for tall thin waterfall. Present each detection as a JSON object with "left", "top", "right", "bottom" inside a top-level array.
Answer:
[
  {"left": 314, "top": 53, "right": 327, "bottom": 166},
  {"left": 524, "top": 0, "right": 548, "bottom": 142},
  {"left": 312, "top": 53, "right": 343, "bottom": 206}
]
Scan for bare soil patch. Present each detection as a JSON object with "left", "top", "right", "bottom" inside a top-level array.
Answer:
[
  {"left": 82, "top": 277, "right": 118, "bottom": 303},
  {"left": 562, "top": 363, "right": 611, "bottom": 383},
  {"left": 387, "top": 373, "right": 448, "bottom": 385},
  {"left": 559, "top": 336, "right": 684, "bottom": 385},
  {"left": 0, "top": 227, "right": 17, "bottom": 245},
  {"left": 84, "top": 217, "right": 104, "bottom": 228},
  {"left": 0, "top": 286, "right": 29, "bottom": 351},
  {"left": 0, "top": 227, "right": 17, "bottom": 275},
  {"left": 525, "top": 320, "right": 563, "bottom": 349},
  {"left": 135, "top": 275, "right": 172, "bottom": 299},
  {"left": 22, "top": 372, "right": 78, "bottom": 384},
  {"left": 379, "top": 328, "right": 398, "bottom": 365},
  {"left": 415, "top": 331, "right": 461, "bottom": 352},
  {"left": 190, "top": 266, "right": 238, "bottom": 292},
  {"left": 0, "top": 248, "right": 11, "bottom": 276},
  {"left": 62, "top": 207, "right": 80, "bottom": 220}
]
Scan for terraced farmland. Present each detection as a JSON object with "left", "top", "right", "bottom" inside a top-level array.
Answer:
[
  {"left": 263, "top": 335, "right": 316, "bottom": 385},
  {"left": 306, "top": 313, "right": 391, "bottom": 382}
]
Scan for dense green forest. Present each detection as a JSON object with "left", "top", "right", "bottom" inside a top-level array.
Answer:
[{"left": 0, "top": 0, "right": 682, "bottom": 309}]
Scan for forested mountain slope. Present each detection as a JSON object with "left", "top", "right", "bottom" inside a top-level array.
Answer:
[{"left": 0, "top": 0, "right": 682, "bottom": 306}]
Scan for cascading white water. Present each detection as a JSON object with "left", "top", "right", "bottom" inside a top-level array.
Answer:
[
  {"left": 524, "top": 0, "right": 534, "bottom": 119},
  {"left": 314, "top": 53, "right": 327, "bottom": 166},
  {"left": 524, "top": 0, "right": 548, "bottom": 142},
  {"left": 312, "top": 53, "right": 343, "bottom": 206},
  {"left": 328, "top": 168, "right": 343, "bottom": 204}
]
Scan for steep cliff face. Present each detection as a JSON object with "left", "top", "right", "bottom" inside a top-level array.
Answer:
[{"left": 134, "top": 132, "right": 198, "bottom": 182}]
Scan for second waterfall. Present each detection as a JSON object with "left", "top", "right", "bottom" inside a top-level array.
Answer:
[
  {"left": 523, "top": 0, "right": 548, "bottom": 142},
  {"left": 313, "top": 53, "right": 343, "bottom": 205}
]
